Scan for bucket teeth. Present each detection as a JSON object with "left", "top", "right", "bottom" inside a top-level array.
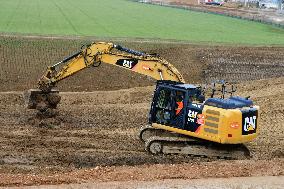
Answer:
[{"left": 23, "top": 89, "right": 61, "bottom": 110}]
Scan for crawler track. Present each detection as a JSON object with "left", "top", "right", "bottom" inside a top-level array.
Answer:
[{"left": 140, "top": 126, "right": 250, "bottom": 159}]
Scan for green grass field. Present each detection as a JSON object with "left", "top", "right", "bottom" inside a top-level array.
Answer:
[{"left": 0, "top": 0, "right": 283, "bottom": 45}]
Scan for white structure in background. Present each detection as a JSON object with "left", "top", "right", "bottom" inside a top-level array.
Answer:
[
  {"left": 258, "top": 0, "right": 279, "bottom": 8},
  {"left": 138, "top": 0, "right": 151, "bottom": 2},
  {"left": 230, "top": 0, "right": 281, "bottom": 9}
]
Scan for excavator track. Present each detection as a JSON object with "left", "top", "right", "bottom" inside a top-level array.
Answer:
[{"left": 139, "top": 126, "right": 250, "bottom": 159}]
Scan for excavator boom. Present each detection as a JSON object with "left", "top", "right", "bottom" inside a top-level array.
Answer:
[{"left": 24, "top": 42, "right": 184, "bottom": 114}]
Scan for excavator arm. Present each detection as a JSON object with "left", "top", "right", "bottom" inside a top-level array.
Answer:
[
  {"left": 38, "top": 42, "right": 184, "bottom": 91},
  {"left": 24, "top": 42, "right": 184, "bottom": 113}
]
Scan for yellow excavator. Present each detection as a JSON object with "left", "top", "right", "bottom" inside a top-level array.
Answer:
[{"left": 24, "top": 42, "right": 259, "bottom": 159}]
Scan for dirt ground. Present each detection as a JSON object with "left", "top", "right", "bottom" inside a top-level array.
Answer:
[
  {"left": 0, "top": 36, "right": 284, "bottom": 91},
  {"left": 0, "top": 36, "right": 283, "bottom": 186},
  {"left": 9, "top": 176, "right": 284, "bottom": 189}
]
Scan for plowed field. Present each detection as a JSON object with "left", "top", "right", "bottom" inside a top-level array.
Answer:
[{"left": 0, "top": 36, "right": 283, "bottom": 186}]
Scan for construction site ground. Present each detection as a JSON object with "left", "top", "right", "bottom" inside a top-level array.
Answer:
[
  {"left": 0, "top": 36, "right": 283, "bottom": 187},
  {"left": 8, "top": 176, "right": 284, "bottom": 189}
]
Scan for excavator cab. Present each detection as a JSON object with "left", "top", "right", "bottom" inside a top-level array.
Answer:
[
  {"left": 149, "top": 80, "right": 259, "bottom": 145},
  {"left": 149, "top": 80, "right": 204, "bottom": 131},
  {"left": 142, "top": 80, "right": 257, "bottom": 158}
]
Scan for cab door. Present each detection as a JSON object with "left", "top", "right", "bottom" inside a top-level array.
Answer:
[{"left": 150, "top": 86, "right": 187, "bottom": 129}]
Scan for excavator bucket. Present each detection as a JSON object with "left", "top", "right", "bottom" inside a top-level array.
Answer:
[{"left": 23, "top": 89, "right": 61, "bottom": 111}]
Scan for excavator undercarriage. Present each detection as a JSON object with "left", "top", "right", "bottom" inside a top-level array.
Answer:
[{"left": 139, "top": 126, "right": 250, "bottom": 159}]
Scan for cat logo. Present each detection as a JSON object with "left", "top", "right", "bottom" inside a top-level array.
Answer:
[
  {"left": 243, "top": 116, "right": 256, "bottom": 132},
  {"left": 116, "top": 59, "right": 138, "bottom": 69},
  {"left": 188, "top": 110, "right": 198, "bottom": 122},
  {"left": 242, "top": 110, "right": 258, "bottom": 135},
  {"left": 122, "top": 60, "right": 133, "bottom": 69}
]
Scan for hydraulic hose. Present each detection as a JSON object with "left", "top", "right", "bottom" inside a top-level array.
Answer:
[{"left": 114, "top": 44, "right": 145, "bottom": 56}]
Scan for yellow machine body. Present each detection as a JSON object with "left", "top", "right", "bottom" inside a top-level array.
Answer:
[
  {"left": 153, "top": 105, "right": 259, "bottom": 144},
  {"left": 149, "top": 81, "right": 259, "bottom": 145},
  {"left": 37, "top": 42, "right": 184, "bottom": 92}
]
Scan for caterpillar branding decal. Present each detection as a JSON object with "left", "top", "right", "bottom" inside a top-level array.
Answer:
[
  {"left": 187, "top": 110, "right": 198, "bottom": 123},
  {"left": 185, "top": 103, "right": 203, "bottom": 133},
  {"left": 242, "top": 110, "right": 258, "bottom": 135},
  {"left": 116, "top": 59, "right": 138, "bottom": 69}
]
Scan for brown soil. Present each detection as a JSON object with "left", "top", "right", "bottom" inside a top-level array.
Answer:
[
  {"left": 0, "top": 37, "right": 283, "bottom": 91},
  {"left": 8, "top": 176, "right": 284, "bottom": 189},
  {"left": 0, "top": 77, "right": 283, "bottom": 186},
  {"left": 0, "top": 36, "right": 283, "bottom": 186},
  {"left": 1, "top": 160, "right": 283, "bottom": 187}
]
